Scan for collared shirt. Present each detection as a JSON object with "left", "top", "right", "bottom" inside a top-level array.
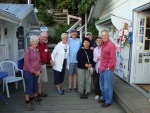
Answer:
[
  {"left": 23, "top": 48, "right": 42, "bottom": 73},
  {"left": 68, "top": 38, "right": 81, "bottom": 63},
  {"left": 93, "top": 46, "right": 101, "bottom": 73},
  {"left": 37, "top": 42, "right": 51, "bottom": 64},
  {"left": 100, "top": 39, "right": 116, "bottom": 72}
]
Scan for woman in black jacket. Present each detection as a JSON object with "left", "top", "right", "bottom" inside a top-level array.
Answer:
[{"left": 77, "top": 38, "right": 94, "bottom": 99}]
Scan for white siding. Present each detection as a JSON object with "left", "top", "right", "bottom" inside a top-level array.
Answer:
[{"left": 99, "top": 0, "right": 150, "bottom": 20}]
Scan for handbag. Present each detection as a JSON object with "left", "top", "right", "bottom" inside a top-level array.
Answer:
[{"left": 84, "top": 50, "right": 94, "bottom": 75}]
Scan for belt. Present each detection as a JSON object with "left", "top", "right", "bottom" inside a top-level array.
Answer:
[{"left": 42, "top": 63, "right": 46, "bottom": 65}]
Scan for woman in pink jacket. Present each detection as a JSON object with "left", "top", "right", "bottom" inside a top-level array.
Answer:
[{"left": 23, "top": 35, "right": 42, "bottom": 111}]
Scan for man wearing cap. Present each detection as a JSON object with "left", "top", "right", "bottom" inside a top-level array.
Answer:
[
  {"left": 66, "top": 29, "right": 81, "bottom": 93},
  {"left": 85, "top": 32, "right": 96, "bottom": 50}
]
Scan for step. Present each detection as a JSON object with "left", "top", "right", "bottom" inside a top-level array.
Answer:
[
  {"left": 113, "top": 75, "right": 150, "bottom": 113},
  {"left": 53, "top": 19, "right": 67, "bottom": 22},
  {"left": 114, "top": 90, "right": 141, "bottom": 113},
  {"left": 53, "top": 17, "right": 67, "bottom": 19},
  {"left": 53, "top": 13, "right": 67, "bottom": 16}
]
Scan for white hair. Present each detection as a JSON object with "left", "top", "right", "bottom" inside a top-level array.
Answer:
[
  {"left": 40, "top": 31, "right": 48, "bottom": 37},
  {"left": 101, "top": 30, "right": 109, "bottom": 34},
  {"left": 61, "top": 33, "right": 68, "bottom": 39},
  {"left": 30, "top": 35, "right": 39, "bottom": 42}
]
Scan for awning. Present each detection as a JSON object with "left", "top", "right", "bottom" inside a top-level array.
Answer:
[
  {"left": 95, "top": 15, "right": 111, "bottom": 25},
  {"left": 111, "top": 15, "right": 131, "bottom": 30},
  {"left": 95, "top": 14, "right": 132, "bottom": 31}
]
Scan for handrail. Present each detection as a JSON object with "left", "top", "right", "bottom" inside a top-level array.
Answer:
[
  {"left": 66, "top": 15, "right": 82, "bottom": 32},
  {"left": 66, "top": 15, "right": 82, "bottom": 38}
]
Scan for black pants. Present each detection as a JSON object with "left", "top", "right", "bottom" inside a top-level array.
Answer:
[
  {"left": 93, "top": 71, "right": 101, "bottom": 96},
  {"left": 53, "top": 59, "right": 67, "bottom": 85}
]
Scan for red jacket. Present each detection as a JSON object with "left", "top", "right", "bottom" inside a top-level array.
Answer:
[
  {"left": 37, "top": 42, "right": 51, "bottom": 64},
  {"left": 100, "top": 39, "right": 116, "bottom": 72}
]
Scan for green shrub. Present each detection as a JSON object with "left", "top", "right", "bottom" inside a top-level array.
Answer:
[
  {"left": 87, "top": 18, "right": 99, "bottom": 39},
  {"left": 37, "top": 10, "right": 55, "bottom": 26},
  {"left": 48, "top": 24, "right": 71, "bottom": 44}
]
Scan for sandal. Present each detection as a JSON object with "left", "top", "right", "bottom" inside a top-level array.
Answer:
[
  {"left": 74, "top": 88, "right": 79, "bottom": 92},
  {"left": 34, "top": 96, "right": 42, "bottom": 102},
  {"left": 66, "top": 88, "right": 72, "bottom": 93},
  {"left": 38, "top": 93, "right": 47, "bottom": 97}
]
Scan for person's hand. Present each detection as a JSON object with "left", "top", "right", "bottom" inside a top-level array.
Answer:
[
  {"left": 99, "top": 56, "right": 102, "bottom": 60},
  {"left": 85, "top": 63, "right": 89, "bottom": 67},
  {"left": 90, "top": 47, "right": 94, "bottom": 50},
  {"left": 36, "top": 71, "right": 40, "bottom": 76},
  {"left": 33, "top": 71, "right": 38, "bottom": 76},
  {"left": 88, "top": 64, "right": 92, "bottom": 68},
  {"left": 97, "top": 56, "right": 102, "bottom": 60},
  {"left": 50, "top": 60, "right": 54, "bottom": 66}
]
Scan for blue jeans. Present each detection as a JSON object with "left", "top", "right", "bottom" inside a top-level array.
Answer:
[
  {"left": 23, "top": 71, "right": 39, "bottom": 95},
  {"left": 100, "top": 70, "right": 114, "bottom": 104}
]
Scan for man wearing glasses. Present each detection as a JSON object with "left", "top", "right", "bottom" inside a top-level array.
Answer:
[{"left": 37, "top": 31, "right": 51, "bottom": 97}]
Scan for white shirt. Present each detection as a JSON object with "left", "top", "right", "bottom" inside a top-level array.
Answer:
[{"left": 62, "top": 43, "right": 68, "bottom": 59}]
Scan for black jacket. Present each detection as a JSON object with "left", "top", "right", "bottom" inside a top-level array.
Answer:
[{"left": 76, "top": 48, "right": 93, "bottom": 69}]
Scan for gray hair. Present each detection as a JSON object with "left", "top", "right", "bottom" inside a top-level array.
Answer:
[
  {"left": 61, "top": 33, "right": 68, "bottom": 39},
  {"left": 40, "top": 31, "right": 48, "bottom": 37},
  {"left": 30, "top": 35, "right": 39, "bottom": 42},
  {"left": 101, "top": 30, "right": 109, "bottom": 34}
]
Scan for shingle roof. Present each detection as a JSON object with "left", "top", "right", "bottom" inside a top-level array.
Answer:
[{"left": 0, "top": 4, "right": 33, "bottom": 19}]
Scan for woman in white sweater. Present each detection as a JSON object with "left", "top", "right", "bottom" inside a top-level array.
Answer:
[{"left": 51, "top": 33, "right": 69, "bottom": 95}]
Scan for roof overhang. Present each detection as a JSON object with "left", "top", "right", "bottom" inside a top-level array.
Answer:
[
  {"left": 0, "top": 10, "right": 20, "bottom": 24},
  {"left": 0, "top": 4, "right": 38, "bottom": 26}
]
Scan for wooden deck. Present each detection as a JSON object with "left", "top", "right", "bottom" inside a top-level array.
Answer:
[{"left": 0, "top": 68, "right": 126, "bottom": 113}]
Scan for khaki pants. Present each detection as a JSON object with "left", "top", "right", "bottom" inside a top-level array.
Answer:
[
  {"left": 38, "top": 64, "right": 48, "bottom": 83},
  {"left": 78, "top": 68, "right": 92, "bottom": 94}
]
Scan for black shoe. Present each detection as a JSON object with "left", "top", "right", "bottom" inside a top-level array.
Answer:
[
  {"left": 101, "top": 103, "right": 111, "bottom": 107},
  {"left": 80, "top": 94, "right": 84, "bottom": 99},
  {"left": 98, "top": 99, "right": 105, "bottom": 103},
  {"left": 84, "top": 94, "right": 88, "bottom": 99}
]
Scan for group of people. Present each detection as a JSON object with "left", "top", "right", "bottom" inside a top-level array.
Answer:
[{"left": 23, "top": 29, "right": 116, "bottom": 111}]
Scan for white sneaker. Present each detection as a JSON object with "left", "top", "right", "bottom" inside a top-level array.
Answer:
[{"left": 94, "top": 95, "right": 99, "bottom": 100}]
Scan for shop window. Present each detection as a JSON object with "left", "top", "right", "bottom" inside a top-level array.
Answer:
[{"left": 143, "top": 16, "right": 150, "bottom": 51}]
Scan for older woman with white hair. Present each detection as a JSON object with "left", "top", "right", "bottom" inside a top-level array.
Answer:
[
  {"left": 51, "top": 33, "right": 69, "bottom": 95},
  {"left": 23, "top": 35, "right": 42, "bottom": 111}
]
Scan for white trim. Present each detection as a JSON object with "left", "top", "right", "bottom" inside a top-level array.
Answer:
[
  {"left": 0, "top": 15, "right": 20, "bottom": 24},
  {"left": 88, "top": 5, "right": 94, "bottom": 22}
]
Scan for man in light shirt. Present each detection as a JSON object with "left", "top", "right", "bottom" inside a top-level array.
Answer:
[{"left": 66, "top": 29, "right": 81, "bottom": 93}]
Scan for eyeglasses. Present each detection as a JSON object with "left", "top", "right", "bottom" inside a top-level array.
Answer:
[{"left": 41, "top": 35, "right": 48, "bottom": 38}]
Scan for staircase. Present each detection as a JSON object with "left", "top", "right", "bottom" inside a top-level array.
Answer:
[
  {"left": 51, "top": 9, "right": 68, "bottom": 24},
  {"left": 51, "top": 9, "right": 79, "bottom": 24}
]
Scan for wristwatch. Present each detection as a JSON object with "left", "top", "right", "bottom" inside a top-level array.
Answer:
[{"left": 106, "top": 67, "right": 110, "bottom": 70}]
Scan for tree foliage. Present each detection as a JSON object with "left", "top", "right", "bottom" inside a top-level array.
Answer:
[
  {"left": 36, "top": 0, "right": 55, "bottom": 26},
  {"left": 56, "top": 0, "right": 95, "bottom": 13},
  {"left": 49, "top": 24, "right": 71, "bottom": 43},
  {"left": 78, "top": 0, "right": 95, "bottom": 13},
  {"left": 87, "top": 18, "right": 99, "bottom": 38}
]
